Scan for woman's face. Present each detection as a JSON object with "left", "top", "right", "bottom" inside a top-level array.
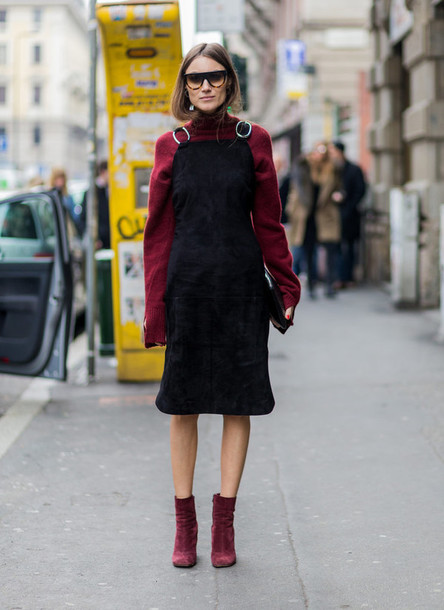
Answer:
[
  {"left": 311, "top": 142, "right": 328, "bottom": 163},
  {"left": 184, "top": 55, "right": 229, "bottom": 115},
  {"left": 54, "top": 175, "right": 66, "bottom": 189}
]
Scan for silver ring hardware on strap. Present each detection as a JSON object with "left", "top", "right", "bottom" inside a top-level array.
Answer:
[
  {"left": 173, "top": 126, "right": 191, "bottom": 145},
  {"left": 235, "top": 120, "right": 252, "bottom": 139}
]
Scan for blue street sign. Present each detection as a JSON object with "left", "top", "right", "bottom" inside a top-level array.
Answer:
[
  {"left": 0, "top": 134, "right": 7, "bottom": 152},
  {"left": 285, "top": 40, "right": 306, "bottom": 72}
]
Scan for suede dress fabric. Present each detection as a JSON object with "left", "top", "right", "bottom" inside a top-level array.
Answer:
[{"left": 143, "top": 115, "right": 301, "bottom": 416}]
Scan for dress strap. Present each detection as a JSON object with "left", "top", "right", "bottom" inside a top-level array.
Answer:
[
  {"left": 172, "top": 126, "right": 191, "bottom": 145},
  {"left": 235, "top": 120, "right": 252, "bottom": 139}
]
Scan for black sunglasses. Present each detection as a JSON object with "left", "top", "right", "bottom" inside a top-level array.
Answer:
[{"left": 183, "top": 70, "right": 227, "bottom": 90}]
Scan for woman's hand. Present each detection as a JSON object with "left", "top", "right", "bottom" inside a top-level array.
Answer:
[
  {"left": 143, "top": 318, "right": 163, "bottom": 346},
  {"left": 332, "top": 190, "right": 344, "bottom": 203},
  {"left": 285, "top": 306, "right": 295, "bottom": 322}
]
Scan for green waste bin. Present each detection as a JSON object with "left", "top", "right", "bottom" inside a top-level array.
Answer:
[{"left": 95, "top": 249, "right": 115, "bottom": 356}]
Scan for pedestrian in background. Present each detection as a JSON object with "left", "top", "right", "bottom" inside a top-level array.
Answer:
[
  {"left": 80, "top": 160, "right": 110, "bottom": 248},
  {"left": 143, "top": 42, "right": 300, "bottom": 569},
  {"left": 328, "top": 141, "right": 366, "bottom": 288},
  {"left": 286, "top": 142, "right": 343, "bottom": 298},
  {"left": 49, "top": 167, "right": 79, "bottom": 230},
  {"left": 273, "top": 153, "right": 291, "bottom": 225},
  {"left": 285, "top": 152, "right": 310, "bottom": 278}
]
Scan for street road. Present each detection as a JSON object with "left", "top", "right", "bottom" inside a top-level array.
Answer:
[{"left": 1, "top": 286, "right": 443, "bottom": 609}]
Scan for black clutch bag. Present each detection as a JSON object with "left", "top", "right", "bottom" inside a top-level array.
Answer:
[{"left": 264, "top": 267, "right": 291, "bottom": 334}]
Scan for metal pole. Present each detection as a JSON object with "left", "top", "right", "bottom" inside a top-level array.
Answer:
[
  {"left": 86, "top": 0, "right": 98, "bottom": 381},
  {"left": 438, "top": 204, "right": 444, "bottom": 342}
]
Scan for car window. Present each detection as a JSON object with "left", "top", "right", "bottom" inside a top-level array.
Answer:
[
  {"left": 0, "top": 197, "right": 55, "bottom": 259},
  {"left": 0, "top": 201, "right": 37, "bottom": 239},
  {"left": 36, "top": 198, "right": 56, "bottom": 240}
]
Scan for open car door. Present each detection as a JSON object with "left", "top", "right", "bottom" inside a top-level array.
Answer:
[{"left": 0, "top": 190, "right": 73, "bottom": 380}]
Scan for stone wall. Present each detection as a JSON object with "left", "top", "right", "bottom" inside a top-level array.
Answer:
[{"left": 367, "top": 0, "right": 444, "bottom": 306}]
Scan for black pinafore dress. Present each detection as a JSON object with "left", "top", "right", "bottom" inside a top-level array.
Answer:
[{"left": 156, "top": 126, "right": 274, "bottom": 416}]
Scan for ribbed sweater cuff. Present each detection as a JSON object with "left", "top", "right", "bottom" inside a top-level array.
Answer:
[
  {"left": 144, "top": 303, "right": 166, "bottom": 348},
  {"left": 283, "top": 292, "right": 300, "bottom": 311}
]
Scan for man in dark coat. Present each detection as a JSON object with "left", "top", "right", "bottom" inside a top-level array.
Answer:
[
  {"left": 329, "top": 141, "right": 366, "bottom": 286},
  {"left": 80, "top": 160, "right": 110, "bottom": 249}
]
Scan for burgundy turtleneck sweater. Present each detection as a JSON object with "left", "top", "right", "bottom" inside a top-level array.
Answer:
[{"left": 143, "top": 115, "right": 301, "bottom": 347}]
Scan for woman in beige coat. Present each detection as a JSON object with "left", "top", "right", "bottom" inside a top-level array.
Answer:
[{"left": 287, "top": 143, "right": 343, "bottom": 297}]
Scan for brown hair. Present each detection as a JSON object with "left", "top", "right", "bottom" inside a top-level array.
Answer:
[
  {"left": 170, "top": 43, "right": 242, "bottom": 123},
  {"left": 49, "top": 167, "right": 68, "bottom": 196},
  {"left": 307, "top": 142, "right": 334, "bottom": 184},
  {"left": 97, "top": 159, "right": 108, "bottom": 175}
]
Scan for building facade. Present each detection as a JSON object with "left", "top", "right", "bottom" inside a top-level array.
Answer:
[
  {"left": 296, "top": 0, "right": 372, "bottom": 164},
  {"left": 227, "top": 0, "right": 372, "bottom": 169},
  {"left": 0, "top": 0, "right": 89, "bottom": 185},
  {"left": 367, "top": 0, "right": 444, "bottom": 307}
]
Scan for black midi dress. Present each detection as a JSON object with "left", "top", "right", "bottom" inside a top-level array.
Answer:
[{"left": 143, "top": 117, "right": 301, "bottom": 416}]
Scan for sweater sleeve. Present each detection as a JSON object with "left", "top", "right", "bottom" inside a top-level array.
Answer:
[
  {"left": 249, "top": 125, "right": 301, "bottom": 310},
  {"left": 143, "top": 133, "right": 176, "bottom": 348}
]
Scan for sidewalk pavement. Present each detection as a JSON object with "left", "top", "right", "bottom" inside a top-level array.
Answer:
[
  {"left": 1, "top": 285, "right": 444, "bottom": 610},
  {"left": 0, "top": 374, "right": 33, "bottom": 417}
]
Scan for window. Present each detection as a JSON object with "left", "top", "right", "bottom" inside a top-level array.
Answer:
[
  {"left": 0, "top": 125, "right": 6, "bottom": 151},
  {"left": 33, "top": 44, "right": 41, "bottom": 64},
  {"left": 0, "top": 85, "right": 6, "bottom": 105},
  {"left": 0, "top": 44, "right": 6, "bottom": 65},
  {"left": 36, "top": 198, "right": 55, "bottom": 242},
  {"left": 0, "top": 202, "right": 37, "bottom": 240},
  {"left": 33, "top": 125, "right": 41, "bottom": 146},
  {"left": 0, "top": 9, "right": 6, "bottom": 29},
  {"left": 32, "top": 84, "right": 41, "bottom": 105},
  {"left": 33, "top": 8, "right": 42, "bottom": 30},
  {"left": 0, "top": 197, "right": 56, "bottom": 260},
  {"left": 0, "top": 126, "right": 6, "bottom": 155}
]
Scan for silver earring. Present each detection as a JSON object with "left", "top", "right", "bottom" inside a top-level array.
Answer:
[{"left": 189, "top": 104, "right": 194, "bottom": 111}]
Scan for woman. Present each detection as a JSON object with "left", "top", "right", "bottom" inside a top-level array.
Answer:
[
  {"left": 287, "top": 143, "right": 343, "bottom": 298},
  {"left": 49, "top": 167, "right": 80, "bottom": 231},
  {"left": 143, "top": 43, "right": 301, "bottom": 569}
]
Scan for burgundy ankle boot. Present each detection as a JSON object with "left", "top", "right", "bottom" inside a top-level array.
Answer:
[
  {"left": 172, "top": 495, "right": 198, "bottom": 568},
  {"left": 211, "top": 493, "right": 236, "bottom": 568}
]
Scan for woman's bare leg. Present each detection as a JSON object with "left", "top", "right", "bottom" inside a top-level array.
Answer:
[
  {"left": 170, "top": 414, "right": 199, "bottom": 498},
  {"left": 220, "top": 415, "right": 251, "bottom": 497}
]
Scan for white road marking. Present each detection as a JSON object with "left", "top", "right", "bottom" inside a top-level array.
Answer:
[{"left": 0, "top": 332, "right": 87, "bottom": 460}]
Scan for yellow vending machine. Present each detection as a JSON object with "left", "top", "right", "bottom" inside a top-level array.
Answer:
[{"left": 96, "top": 1, "right": 181, "bottom": 381}]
